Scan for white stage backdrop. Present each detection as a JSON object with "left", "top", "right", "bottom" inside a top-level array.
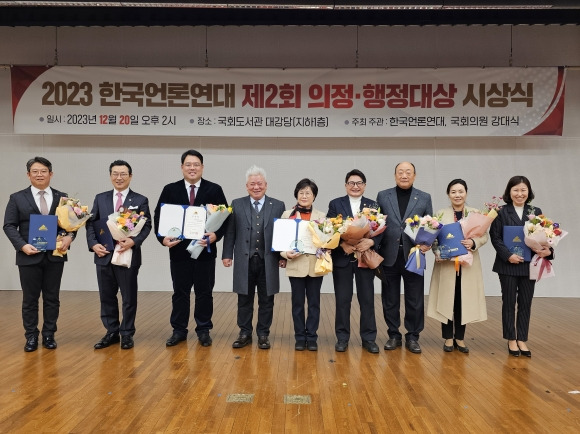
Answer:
[{"left": 12, "top": 66, "right": 565, "bottom": 137}]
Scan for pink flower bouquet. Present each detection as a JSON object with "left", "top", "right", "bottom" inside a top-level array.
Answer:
[
  {"left": 53, "top": 196, "right": 92, "bottom": 257},
  {"left": 524, "top": 213, "right": 567, "bottom": 282},
  {"left": 106, "top": 208, "right": 148, "bottom": 267}
]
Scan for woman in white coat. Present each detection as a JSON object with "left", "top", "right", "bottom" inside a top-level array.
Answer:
[{"left": 427, "top": 179, "right": 488, "bottom": 353}]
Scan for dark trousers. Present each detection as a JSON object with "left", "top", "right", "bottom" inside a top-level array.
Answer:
[
  {"left": 237, "top": 255, "right": 274, "bottom": 336},
  {"left": 289, "top": 276, "right": 322, "bottom": 342},
  {"left": 95, "top": 263, "right": 139, "bottom": 336},
  {"left": 441, "top": 271, "right": 466, "bottom": 340},
  {"left": 333, "top": 262, "right": 377, "bottom": 342},
  {"left": 169, "top": 257, "right": 215, "bottom": 337},
  {"left": 499, "top": 274, "right": 536, "bottom": 341},
  {"left": 18, "top": 254, "right": 64, "bottom": 339},
  {"left": 381, "top": 246, "right": 425, "bottom": 341}
]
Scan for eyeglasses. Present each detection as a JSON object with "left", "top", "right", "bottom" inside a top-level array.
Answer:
[
  {"left": 346, "top": 181, "right": 365, "bottom": 187},
  {"left": 183, "top": 162, "right": 202, "bottom": 168},
  {"left": 30, "top": 169, "right": 50, "bottom": 175},
  {"left": 298, "top": 191, "right": 313, "bottom": 197},
  {"left": 111, "top": 172, "right": 130, "bottom": 178}
]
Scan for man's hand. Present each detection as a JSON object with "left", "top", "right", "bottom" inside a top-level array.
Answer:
[
  {"left": 117, "top": 237, "right": 135, "bottom": 253},
  {"left": 419, "top": 244, "right": 431, "bottom": 254},
  {"left": 355, "top": 238, "right": 374, "bottom": 252},
  {"left": 279, "top": 259, "right": 287, "bottom": 268},
  {"left": 340, "top": 241, "right": 356, "bottom": 255},
  {"left": 198, "top": 232, "right": 217, "bottom": 247},
  {"left": 91, "top": 243, "right": 111, "bottom": 258},
  {"left": 57, "top": 234, "right": 73, "bottom": 253},
  {"left": 21, "top": 244, "right": 40, "bottom": 255},
  {"left": 162, "top": 236, "right": 182, "bottom": 248},
  {"left": 222, "top": 258, "right": 232, "bottom": 267}
]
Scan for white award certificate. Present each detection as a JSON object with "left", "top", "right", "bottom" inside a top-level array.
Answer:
[
  {"left": 183, "top": 206, "right": 207, "bottom": 240},
  {"left": 297, "top": 221, "right": 317, "bottom": 254}
]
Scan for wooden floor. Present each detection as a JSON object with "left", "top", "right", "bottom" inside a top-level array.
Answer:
[{"left": 0, "top": 291, "right": 579, "bottom": 434}]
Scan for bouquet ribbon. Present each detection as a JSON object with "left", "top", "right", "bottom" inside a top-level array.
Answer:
[
  {"left": 533, "top": 256, "right": 552, "bottom": 282},
  {"left": 410, "top": 245, "right": 421, "bottom": 269},
  {"left": 188, "top": 235, "right": 211, "bottom": 253}
]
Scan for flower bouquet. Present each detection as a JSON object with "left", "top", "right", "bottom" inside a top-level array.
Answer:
[
  {"left": 307, "top": 215, "right": 345, "bottom": 275},
  {"left": 403, "top": 214, "right": 442, "bottom": 276},
  {"left": 187, "top": 204, "right": 232, "bottom": 259},
  {"left": 524, "top": 212, "right": 567, "bottom": 282},
  {"left": 53, "top": 196, "right": 92, "bottom": 257},
  {"left": 106, "top": 208, "right": 148, "bottom": 267},
  {"left": 340, "top": 207, "right": 387, "bottom": 269}
]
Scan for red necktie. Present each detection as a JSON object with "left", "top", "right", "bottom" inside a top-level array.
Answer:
[
  {"left": 189, "top": 185, "right": 196, "bottom": 206},
  {"left": 115, "top": 192, "right": 123, "bottom": 211}
]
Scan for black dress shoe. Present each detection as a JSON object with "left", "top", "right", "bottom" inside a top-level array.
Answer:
[
  {"left": 405, "top": 340, "right": 422, "bottom": 354},
  {"left": 443, "top": 340, "right": 454, "bottom": 352},
  {"left": 335, "top": 340, "right": 348, "bottom": 352},
  {"left": 198, "top": 333, "right": 212, "bottom": 347},
  {"left": 166, "top": 333, "right": 187, "bottom": 347},
  {"left": 454, "top": 339, "right": 469, "bottom": 354},
  {"left": 362, "top": 340, "right": 380, "bottom": 354},
  {"left": 232, "top": 334, "right": 252, "bottom": 348},
  {"left": 258, "top": 335, "right": 271, "bottom": 349},
  {"left": 24, "top": 336, "right": 38, "bottom": 352},
  {"left": 517, "top": 342, "right": 531, "bottom": 357},
  {"left": 295, "top": 340, "right": 306, "bottom": 351},
  {"left": 121, "top": 335, "right": 134, "bottom": 350},
  {"left": 42, "top": 335, "right": 57, "bottom": 350},
  {"left": 94, "top": 333, "right": 120, "bottom": 349},
  {"left": 508, "top": 342, "right": 520, "bottom": 357},
  {"left": 384, "top": 338, "right": 402, "bottom": 350},
  {"left": 306, "top": 341, "right": 318, "bottom": 351}
]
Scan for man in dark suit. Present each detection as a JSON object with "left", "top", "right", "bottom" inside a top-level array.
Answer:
[
  {"left": 3, "top": 156, "right": 75, "bottom": 352},
  {"left": 327, "top": 169, "right": 381, "bottom": 354},
  {"left": 86, "top": 160, "right": 152, "bottom": 350},
  {"left": 222, "top": 165, "right": 285, "bottom": 350},
  {"left": 154, "top": 150, "right": 228, "bottom": 347},
  {"left": 376, "top": 162, "right": 433, "bottom": 354}
]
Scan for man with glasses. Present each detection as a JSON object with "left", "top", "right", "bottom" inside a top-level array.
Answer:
[
  {"left": 86, "top": 160, "right": 152, "bottom": 350},
  {"left": 327, "top": 169, "right": 381, "bottom": 354},
  {"left": 4, "top": 157, "right": 75, "bottom": 352},
  {"left": 154, "top": 150, "right": 228, "bottom": 348}
]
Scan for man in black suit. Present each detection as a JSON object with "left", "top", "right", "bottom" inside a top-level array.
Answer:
[
  {"left": 86, "top": 160, "right": 152, "bottom": 350},
  {"left": 327, "top": 169, "right": 381, "bottom": 354},
  {"left": 376, "top": 162, "right": 433, "bottom": 354},
  {"left": 222, "top": 165, "right": 285, "bottom": 350},
  {"left": 3, "top": 157, "right": 75, "bottom": 352},
  {"left": 154, "top": 150, "right": 228, "bottom": 347}
]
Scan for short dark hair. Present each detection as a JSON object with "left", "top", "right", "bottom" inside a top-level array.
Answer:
[
  {"left": 293, "top": 178, "right": 318, "bottom": 199},
  {"left": 446, "top": 178, "right": 468, "bottom": 194},
  {"left": 502, "top": 175, "right": 535, "bottom": 204},
  {"left": 109, "top": 160, "right": 132, "bottom": 175},
  {"left": 26, "top": 156, "right": 52, "bottom": 173},
  {"left": 345, "top": 169, "right": 366, "bottom": 184},
  {"left": 181, "top": 149, "right": 204, "bottom": 165},
  {"left": 394, "top": 162, "right": 416, "bottom": 174}
]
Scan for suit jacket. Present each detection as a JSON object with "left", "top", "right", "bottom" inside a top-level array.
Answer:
[
  {"left": 222, "top": 195, "right": 285, "bottom": 296},
  {"left": 427, "top": 206, "right": 488, "bottom": 324},
  {"left": 490, "top": 203, "right": 544, "bottom": 276},
  {"left": 3, "top": 186, "right": 69, "bottom": 265},
  {"left": 327, "top": 195, "right": 381, "bottom": 268},
  {"left": 376, "top": 186, "right": 433, "bottom": 267},
  {"left": 154, "top": 178, "right": 228, "bottom": 262},
  {"left": 279, "top": 208, "right": 326, "bottom": 277},
  {"left": 85, "top": 189, "right": 152, "bottom": 267}
]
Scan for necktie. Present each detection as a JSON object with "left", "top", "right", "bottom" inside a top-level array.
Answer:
[
  {"left": 189, "top": 185, "right": 196, "bottom": 206},
  {"left": 39, "top": 190, "right": 48, "bottom": 215},
  {"left": 115, "top": 192, "right": 123, "bottom": 211},
  {"left": 254, "top": 200, "right": 260, "bottom": 213}
]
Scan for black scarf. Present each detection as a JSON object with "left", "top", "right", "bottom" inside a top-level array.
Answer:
[{"left": 289, "top": 204, "right": 312, "bottom": 218}]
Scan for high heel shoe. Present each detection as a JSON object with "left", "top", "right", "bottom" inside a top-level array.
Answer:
[
  {"left": 517, "top": 342, "right": 532, "bottom": 358},
  {"left": 453, "top": 339, "right": 469, "bottom": 354},
  {"left": 443, "top": 340, "right": 454, "bottom": 352},
  {"left": 508, "top": 342, "right": 520, "bottom": 357}
]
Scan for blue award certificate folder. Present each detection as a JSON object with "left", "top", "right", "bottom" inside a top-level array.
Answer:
[
  {"left": 436, "top": 222, "right": 468, "bottom": 259},
  {"left": 503, "top": 226, "right": 532, "bottom": 262},
  {"left": 28, "top": 214, "right": 57, "bottom": 251},
  {"left": 93, "top": 218, "right": 115, "bottom": 251}
]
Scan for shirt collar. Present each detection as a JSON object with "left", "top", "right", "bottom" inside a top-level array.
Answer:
[
  {"left": 251, "top": 196, "right": 265, "bottom": 206},
  {"left": 114, "top": 187, "right": 130, "bottom": 196},
  {"left": 184, "top": 179, "right": 201, "bottom": 189},
  {"left": 31, "top": 185, "right": 52, "bottom": 196}
]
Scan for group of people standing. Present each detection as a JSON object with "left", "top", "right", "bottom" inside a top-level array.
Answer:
[{"left": 3, "top": 152, "right": 552, "bottom": 359}]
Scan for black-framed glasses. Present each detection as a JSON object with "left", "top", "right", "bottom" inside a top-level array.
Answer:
[{"left": 346, "top": 181, "right": 365, "bottom": 187}]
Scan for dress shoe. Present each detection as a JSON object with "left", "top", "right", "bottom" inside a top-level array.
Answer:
[
  {"left": 232, "top": 334, "right": 252, "bottom": 348},
  {"left": 443, "top": 340, "right": 454, "bottom": 352},
  {"left": 384, "top": 338, "right": 402, "bottom": 350},
  {"left": 517, "top": 342, "right": 531, "bottom": 357},
  {"left": 24, "top": 336, "right": 38, "bottom": 352},
  {"left": 42, "top": 335, "right": 57, "bottom": 350},
  {"left": 306, "top": 341, "right": 318, "bottom": 351},
  {"left": 198, "top": 333, "right": 212, "bottom": 347},
  {"left": 508, "top": 342, "right": 520, "bottom": 357},
  {"left": 454, "top": 339, "right": 469, "bottom": 354},
  {"left": 295, "top": 340, "right": 306, "bottom": 351},
  {"left": 121, "top": 335, "right": 134, "bottom": 350},
  {"left": 258, "top": 335, "right": 271, "bottom": 350},
  {"left": 166, "top": 333, "right": 187, "bottom": 347},
  {"left": 94, "top": 333, "right": 120, "bottom": 349},
  {"left": 362, "top": 340, "right": 380, "bottom": 354},
  {"left": 405, "top": 340, "right": 422, "bottom": 354},
  {"left": 335, "top": 340, "right": 348, "bottom": 352}
]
